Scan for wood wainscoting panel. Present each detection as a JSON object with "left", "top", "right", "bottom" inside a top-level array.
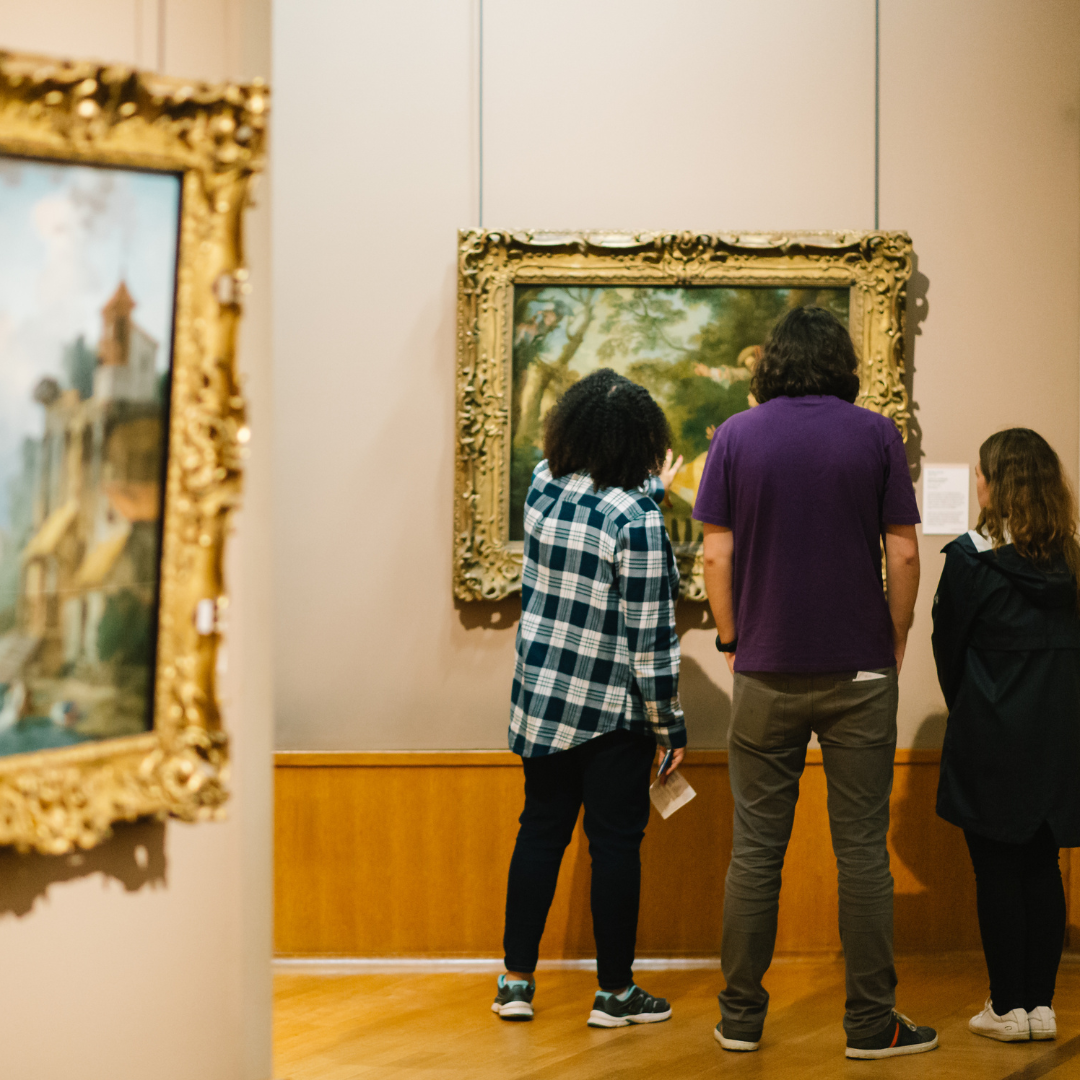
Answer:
[
  {"left": 274, "top": 755, "right": 525, "bottom": 957},
  {"left": 274, "top": 750, "right": 996, "bottom": 958}
]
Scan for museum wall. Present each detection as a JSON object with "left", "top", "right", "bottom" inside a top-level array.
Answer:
[
  {"left": 273, "top": 0, "right": 1080, "bottom": 753},
  {"left": 880, "top": 0, "right": 1080, "bottom": 747},
  {"left": 0, "top": 3, "right": 274, "bottom": 1079}
]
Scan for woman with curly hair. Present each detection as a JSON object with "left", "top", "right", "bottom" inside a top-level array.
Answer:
[
  {"left": 933, "top": 428, "right": 1080, "bottom": 1044},
  {"left": 492, "top": 368, "right": 686, "bottom": 1028}
]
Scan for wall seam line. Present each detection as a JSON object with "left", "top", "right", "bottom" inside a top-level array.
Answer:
[
  {"left": 478, "top": 0, "right": 484, "bottom": 228},
  {"left": 874, "top": 0, "right": 880, "bottom": 229}
]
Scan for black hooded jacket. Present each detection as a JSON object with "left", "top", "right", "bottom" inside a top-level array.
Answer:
[{"left": 932, "top": 531, "right": 1080, "bottom": 846}]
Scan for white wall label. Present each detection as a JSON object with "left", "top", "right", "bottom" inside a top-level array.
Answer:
[{"left": 922, "top": 465, "right": 970, "bottom": 535}]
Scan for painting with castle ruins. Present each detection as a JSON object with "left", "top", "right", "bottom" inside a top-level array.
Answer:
[{"left": 0, "top": 156, "right": 181, "bottom": 757}]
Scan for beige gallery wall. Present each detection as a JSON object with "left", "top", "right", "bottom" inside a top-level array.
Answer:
[
  {"left": 882, "top": 0, "right": 1080, "bottom": 746},
  {"left": 273, "top": 0, "right": 1080, "bottom": 753},
  {"left": 0, "top": 3, "right": 274, "bottom": 1079}
]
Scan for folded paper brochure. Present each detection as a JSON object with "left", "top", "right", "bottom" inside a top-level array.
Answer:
[{"left": 649, "top": 770, "right": 696, "bottom": 819}]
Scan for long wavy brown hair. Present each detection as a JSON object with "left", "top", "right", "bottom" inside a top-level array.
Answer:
[{"left": 977, "top": 428, "right": 1080, "bottom": 609}]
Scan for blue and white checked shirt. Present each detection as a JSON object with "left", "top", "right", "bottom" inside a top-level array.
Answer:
[{"left": 509, "top": 462, "right": 686, "bottom": 758}]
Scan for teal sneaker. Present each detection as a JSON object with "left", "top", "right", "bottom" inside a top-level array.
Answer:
[
  {"left": 587, "top": 984, "right": 672, "bottom": 1028},
  {"left": 491, "top": 974, "right": 534, "bottom": 1020}
]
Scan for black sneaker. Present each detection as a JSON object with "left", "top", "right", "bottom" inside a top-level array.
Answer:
[
  {"left": 491, "top": 974, "right": 534, "bottom": 1020},
  {"left": 846, "top": 1011, "right": 939, "bottom": 1059},
  {"left": 587, "top": 984, "right": 672, "bottom": 1028}
]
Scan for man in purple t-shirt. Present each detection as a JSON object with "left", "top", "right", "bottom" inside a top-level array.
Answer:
[{"left": 693, "top": 306, "right": 936, "bottom": 1060}]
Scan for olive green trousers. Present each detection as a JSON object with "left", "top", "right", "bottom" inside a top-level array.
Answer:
[{"left": 719, "top": 668, "right": 899, "bottom": 1041}]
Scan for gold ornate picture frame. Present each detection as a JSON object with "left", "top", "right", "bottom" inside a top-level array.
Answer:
[
  {"left": 0, "top": 50, "right": 266, "bottom": 852},
  {"left": 455, "top": 229, "right": 913, "bottom": 602}
]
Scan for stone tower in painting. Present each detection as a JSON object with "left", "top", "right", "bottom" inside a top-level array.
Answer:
[
  {"left": 92, "top": 282, "right": 159, "bottom": 404},
  {"left": 6, "top": 280, "right": 164, "bottom": 722}
]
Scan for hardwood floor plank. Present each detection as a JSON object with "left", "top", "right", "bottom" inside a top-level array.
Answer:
[{"left": 274, "top": 955, "right": 1080, "bottom": 1080}]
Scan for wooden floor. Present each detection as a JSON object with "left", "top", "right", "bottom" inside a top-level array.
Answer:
[{"left": 274, "top": 954, "right": 1080, "bottom": 1079}]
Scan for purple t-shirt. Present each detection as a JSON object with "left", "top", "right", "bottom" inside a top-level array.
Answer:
[{"left": 692, "top": 395, "right": 920, "bottom": 672}]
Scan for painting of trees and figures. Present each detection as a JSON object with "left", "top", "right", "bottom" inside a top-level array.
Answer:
[
  {"left": 0, "top": 157, "right": 180, "bottom": 757},
  {"left": 510, "top": 285, "right": 849, "bottom": 542}
]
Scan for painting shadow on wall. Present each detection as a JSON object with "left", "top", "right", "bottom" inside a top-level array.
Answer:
[
  {"left": 455, "top": 595, "right": 520, "bottom": 631},
  {"left": 0, "top": 817, "right": 165, "bottom": 918},
  {"left": 890, "top": 713, "right": 979, "bottom": 952},
  {"left": 902, "top": 253, "right": 931, "bottom": 480}
]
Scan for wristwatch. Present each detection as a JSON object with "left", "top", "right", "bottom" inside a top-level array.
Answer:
[{"left": 715, "top": 634, "right": 738, "bottom": 653}]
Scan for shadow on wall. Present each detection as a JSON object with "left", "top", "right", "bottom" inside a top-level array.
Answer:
[
  {"left": 456, "top": 596, "right": 731, "bottom": 744},
  {"left": 912, "top": 709, "right": 947, "bottom": 749},
  {"left": 456, "top": 594, "right": 520, "bottom": 631},
  {"left": 0, "top": 817, "right": 166, "bottom": 918},
  {"left": 902, "top": 253, "right": 931, "bottom": 480},
  {"left": 677, "top": 603, "right": 730, "bottom": 748},
  {"left": 680, "top": 655, "right": 730, "bottom": 748},
  {"left": 890, "top": 713, "right": 980, "bottom": 952}
]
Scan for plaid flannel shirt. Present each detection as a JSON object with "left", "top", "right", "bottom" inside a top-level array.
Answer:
[{"left": 509, "top": 462, "right": 686, "bottom": 758}]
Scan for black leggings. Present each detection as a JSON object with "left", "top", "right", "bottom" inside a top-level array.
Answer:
[
  {"left": 503, "top": 729, "right": 656, "bottom": 990},
  {"left": 964, "top": 823, "right": 1066, "bottom": 1014}
]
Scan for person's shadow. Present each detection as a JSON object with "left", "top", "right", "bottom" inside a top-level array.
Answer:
[{"left": 890, "top": 714, "right": 980, "bottom": 952}]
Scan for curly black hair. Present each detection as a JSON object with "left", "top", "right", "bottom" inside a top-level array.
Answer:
[
  {"left": 544, "top": 368, "right": 670, "bottom": 491},
  {"left": 750, "top": 305, "right": 860, "bottom": 404}
]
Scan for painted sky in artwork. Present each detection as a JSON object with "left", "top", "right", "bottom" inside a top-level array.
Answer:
[{"left": 0, "top": 158, "right": 181, "bottom": 529}]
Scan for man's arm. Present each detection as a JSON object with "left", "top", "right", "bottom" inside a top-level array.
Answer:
[
  {"left": 701, "top": 523, "right": 736, "bottom": 673},
  {"left": 884, "top": 523, "right": 920, "bottom": 673}
]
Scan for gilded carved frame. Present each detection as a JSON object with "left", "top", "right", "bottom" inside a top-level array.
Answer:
[
  {"left": 455, "top": 229, "right": 913, "bottom": 601},
  {"left": 0, "top": 51, "right": 266, "bottom": 852}
]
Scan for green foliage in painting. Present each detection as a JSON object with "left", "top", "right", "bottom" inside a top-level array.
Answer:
[
  {"left": 97, "top": 589, "right": 152, "bottom": 666},
  {"left": 509, "top": 285, "right": 850, "bottom": 542}
]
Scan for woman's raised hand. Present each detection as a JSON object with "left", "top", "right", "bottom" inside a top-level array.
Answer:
[{"left": 658, "top": 448, "right": 684, "bottom": 492}]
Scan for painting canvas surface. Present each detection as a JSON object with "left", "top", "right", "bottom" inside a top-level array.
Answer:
[
  {"left": 510, "top": 285, "right": 849, "bottom": 542},
  {"left": 0, "top": 157, "right": 181, "bottom": 757}
]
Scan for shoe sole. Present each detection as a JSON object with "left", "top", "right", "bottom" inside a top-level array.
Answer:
[
  {"left": 1031, "top": 1031, "right": 1057, "bottom": 1041},
  {"left": 846, "top": 1035, "right": 939, "bottom": 1059},
  {"left": 714, "top": 1027, "right": 760, "bottom": 1052},
  {"left": 492, "top": 1001, "right": 533, "bottom": 1021},
  {"left": 969, "top": 1024, "right": 1030, "bottom": 1042},
  {"left": 587, "top": 1008, "right": 672, "bottom": 1028}
]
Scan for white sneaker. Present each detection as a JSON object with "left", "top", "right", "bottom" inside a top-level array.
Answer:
[
  {"left": 969, "top": 999, "right": 1030, "bottom": 1042},
  {"left": 714, "top": 1022, "right": 760, "bottom": 1051},
  {"left": 1028, "top": 1005, "right": 1057, "bottom": 1041}
]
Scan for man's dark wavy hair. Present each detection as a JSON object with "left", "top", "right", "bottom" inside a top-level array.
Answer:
[
  {"left": 544, "top": 368, "right": 670, "bottom": 491},
  {"left": 751, "top": 305, "right": 861, "bottom": 404}
]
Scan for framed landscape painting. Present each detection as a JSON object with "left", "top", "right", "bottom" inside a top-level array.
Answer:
[
  {"left": 0, "top": 159, "right": 180, "bottom": 758},
  {"left": 508, "top": 283, "right": 850, "bottom": 545},
  {"left": 0, "top": 50, "right": 266, "bottom": 852},
  {"left": 455, "top": 229, "right": 913, "bottom": 601}
]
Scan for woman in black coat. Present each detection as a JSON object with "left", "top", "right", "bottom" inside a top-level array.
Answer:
[{"left": 932, "top": 428, "right": 1080, "bottom": 1045}]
